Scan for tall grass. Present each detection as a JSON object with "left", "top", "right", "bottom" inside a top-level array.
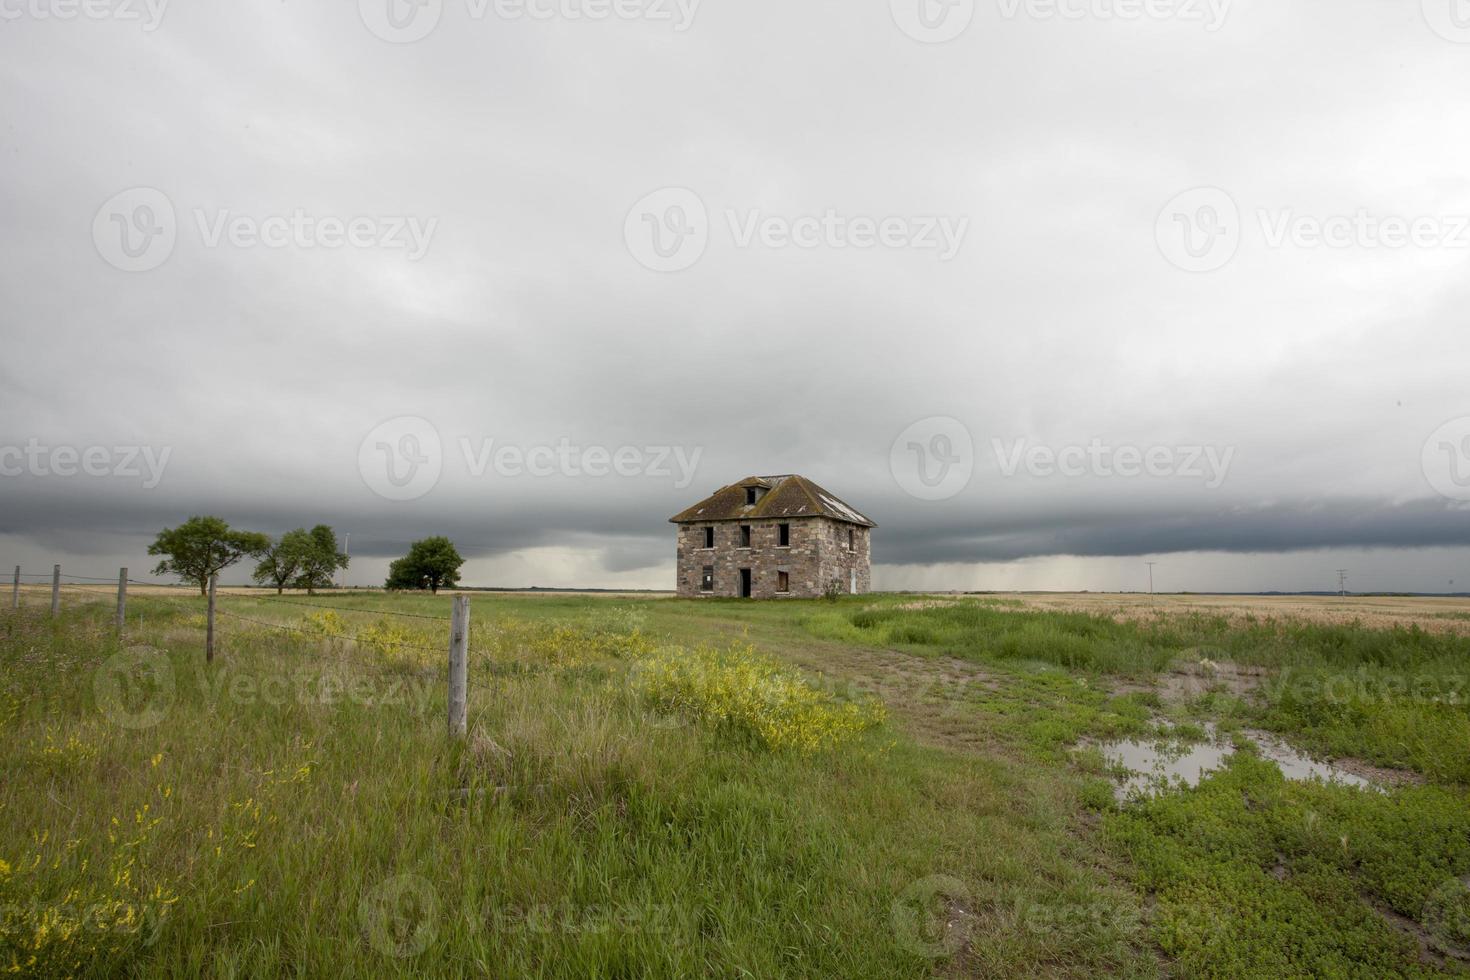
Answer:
[{"left": 0, "top": 595, "right": 1153, "bottom": 978}]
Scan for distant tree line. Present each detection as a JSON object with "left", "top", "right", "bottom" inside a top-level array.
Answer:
[{"left": 148, "top": 516, "right": 463, "bottom": 594}]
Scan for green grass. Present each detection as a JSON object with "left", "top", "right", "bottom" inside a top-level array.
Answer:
[
  {"left": 0, "top": 593, "right": 1153, "bottom": 978},
  {"left": 4, "top": 590, "right": 1470, "bottom": 977}
]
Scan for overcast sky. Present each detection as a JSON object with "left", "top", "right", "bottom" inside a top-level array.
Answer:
[{"left": 2, "top": 0, "right": 1469, "bottom": 593}]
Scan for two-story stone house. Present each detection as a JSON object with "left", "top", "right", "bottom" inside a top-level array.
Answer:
[{"left": 669, "top": 475, "right": 875, "bottom": 598}]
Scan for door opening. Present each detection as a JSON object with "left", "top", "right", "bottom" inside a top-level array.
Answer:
[{"left": 740, "top": 568, "right": 753, "bottom": 598}]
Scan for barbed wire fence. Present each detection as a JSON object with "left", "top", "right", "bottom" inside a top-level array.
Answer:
[{"left": 4, "top": 562, "right": 473, "bottom": 739}]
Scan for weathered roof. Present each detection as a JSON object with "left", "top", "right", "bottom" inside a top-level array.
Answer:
[{"left": 669, "top": 475, "right": 876, "bottom": 527}]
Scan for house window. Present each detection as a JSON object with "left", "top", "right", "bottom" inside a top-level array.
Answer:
[
  {"left": 739, "top": 525, "right": 751, "bottom": 548},
  {"left": 703, "top": 527, "right": 714, "bottom": 549},
  {"left": 849, "top": 528, "right": 855, "bottom": 551},
  {"left": 778, "top": 523, "right": 790, "bottom": 547},
  {"left": 701, "top": 566, "right": 714, "bottom": 592},
  {"left": 777, "top": 571, "right": 790, "bottom": 593},
  {"left": 745, "top": 487, "right": 758, "bottom": 505}
]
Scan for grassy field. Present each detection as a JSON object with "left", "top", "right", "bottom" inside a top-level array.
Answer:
[{"left": 2, "top": 588, "right": 1469, "bottom": 977}]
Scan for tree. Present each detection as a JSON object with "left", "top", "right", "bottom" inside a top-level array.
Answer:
[
  {"left": 252, "top": 529, "right": 314, "bottom": 594},
  {"left": 385, "top": 536, "right": 464, "bottom": 594},
  {"left": 296, "top": 525, "right": 349, "bottom": 595},
  {"left": 149, "top": 516, "right": 271, "bottom": 595}
]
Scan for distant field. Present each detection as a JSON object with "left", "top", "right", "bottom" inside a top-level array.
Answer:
[
  {"left": 3, "top": 587, "right": 1469, "bottom": 977},
  {"left": 1001, "top": 591, "right": 1470, "bottom": 634}
]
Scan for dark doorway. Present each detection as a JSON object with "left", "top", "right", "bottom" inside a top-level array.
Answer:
[{"left": 739, "top": 568, "right": 752, "bottom": 598}]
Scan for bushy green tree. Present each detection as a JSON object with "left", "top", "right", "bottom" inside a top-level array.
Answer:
[
  {"left": 149, "top": 516, "right": 271, "bottom": 595},
  {"left": 252, "top": 529, "right": 314, "bottom": 594},
  {"left": 297, "top": 525, "right": 349, "bottom": 595},
  {"left": 385, "top": 537, "right": 464, "bottom": 594}
]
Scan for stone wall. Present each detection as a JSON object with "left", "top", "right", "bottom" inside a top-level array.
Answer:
[{"left": 674, "top": 516, "right": 871, "bottom": 598}]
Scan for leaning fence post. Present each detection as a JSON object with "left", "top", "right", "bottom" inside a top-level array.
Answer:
[
  {"left": 116, "top": 567, "right": 128, "bottom": 631},
  {"left": 448, "top": 596, "right": 469, "bottom": 739},
  {"left": 11, "top": 566, "right": 18, "bottom": 610},
  {"left": 206, "top": 574, "right": 218, "bottom": 663},
  {"left": 51, "top": 564, "right": 60, "bottom": 618}
]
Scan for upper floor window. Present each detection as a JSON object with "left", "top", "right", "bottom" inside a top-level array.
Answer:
[
  {"left": 703, "top": 527, "right": 714, "bottom": 548},
  {"left": 778, "top": 523, "right": 790, "bottom": 547},
  {"left": 849, "top": 528, "right": 855, "bottom": 551},
  {"left": 745, "top": 487, "right": 758, "bottom": 505},
  {"left": 739, "top": 525, "right": 751, "bottom": 548}
]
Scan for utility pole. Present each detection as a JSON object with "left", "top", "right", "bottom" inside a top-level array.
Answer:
[
  {"left": 1145, "top": 561, "right": 1157, "bottom": 595},
  {"left": 1336, "top": 569, "right": 1348, "bottom": 597}
]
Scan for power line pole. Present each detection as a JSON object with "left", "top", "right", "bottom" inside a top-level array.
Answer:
[
  {"left": 340, "top": 532, "right": 350, "bottom": 590},
  {"left": 1145, "top": 561, "right": 1157, "bottom": 595},
  {"left": 1336, "top": 569, "right": 1348, "bottom": 597}
]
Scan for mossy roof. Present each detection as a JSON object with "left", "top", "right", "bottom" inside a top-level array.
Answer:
[{"left": 669, "top": 475, "right": 876, "bottom": 527}]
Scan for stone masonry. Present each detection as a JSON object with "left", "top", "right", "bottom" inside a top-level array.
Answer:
[{"left": 669, "top": 476, "right": 875, "bottom": 599}]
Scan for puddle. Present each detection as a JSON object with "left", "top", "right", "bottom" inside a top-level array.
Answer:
[{"left": 1098, "top": 723, "right": 1373, "bottom": 801}]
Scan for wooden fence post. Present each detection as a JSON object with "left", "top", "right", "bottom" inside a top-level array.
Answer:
[
  {"left": 448, "top": 596, "right": 469, "bottom": 739},
  {"left": 116, "top": 568, "right": 128, "bottom": 631},
  {"left": 206, "top": 574, "right": 217, "bottom": 663},
  {"left": 11, "top": 566, "right": 17, "bottom": 610},
  {"left": 51, "top": 564, "right": 60, "bottom": 618}
]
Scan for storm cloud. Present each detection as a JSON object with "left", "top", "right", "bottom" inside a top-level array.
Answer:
[{"left": 2, "top": 0, "right": 1469, "bottom": 592}]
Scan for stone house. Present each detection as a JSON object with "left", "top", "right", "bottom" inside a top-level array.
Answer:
[{"left": 669, "top": 475, "right": 875, "bottom": 598}]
